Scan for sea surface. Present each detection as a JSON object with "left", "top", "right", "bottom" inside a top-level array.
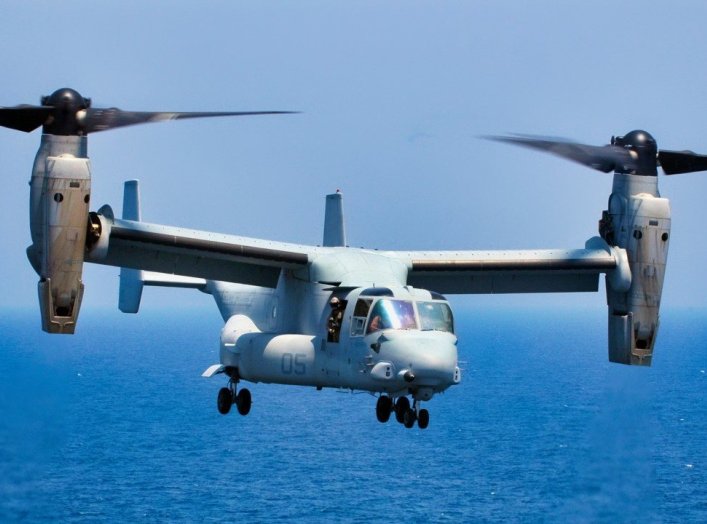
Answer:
[{"left": 0, "top": 306, "right": 705, "bottom": 523}]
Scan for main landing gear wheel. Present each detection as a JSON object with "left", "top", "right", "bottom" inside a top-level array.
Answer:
[
  {"left": 217, "top": 387, "right": 233, "bottom": 415},
  {"left": 376, "top": 395, "right": 393, "bottom": 423},
  {"left": 394, "top": 396, "right": 410, "bottom": 424},
  {"left": 236, "top": 388, "right": 252, "bottom": 416},
  {"left": 216, "top": 377, "right": 252, "bottom": 417},
  {"left": 417, "top": 408, "right": 430, "bottom": 430},
  {"left": 403, "top": 408, "right": 417, "bottom": 428}
]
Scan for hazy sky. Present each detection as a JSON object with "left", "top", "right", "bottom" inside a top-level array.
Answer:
[{"left": 2, "top": 1, "right": 707, "bottom": 319}]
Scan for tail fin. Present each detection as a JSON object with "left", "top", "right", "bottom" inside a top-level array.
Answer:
[
  {"left": 122, "top": 179, "right": 141, "bottom": 222},
  {"left": 118, "top": 180, "right": 143, "bottom": 313},
  {"left": 323, "top": 190, "right": 346, "bottom": 247},
  {"left": 118, "top": 180, "right": 205, "bottom": 313}
]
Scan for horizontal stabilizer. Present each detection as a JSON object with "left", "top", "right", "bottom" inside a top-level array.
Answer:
[{"left": 120, "top": 269, "right": 207, "bottom": 313}]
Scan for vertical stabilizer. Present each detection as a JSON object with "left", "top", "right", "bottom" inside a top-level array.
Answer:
[
  {"left": 323, "top": 190, "right": 346, "bottom": 247},
  {"left": 119, "top": 180, "right": 144, "bottom": 313},
  {"left": 118, "top": 180, "right": 207, "bottom": 313},
  {"left": 122, "top": 180, "right": 141, "bottom": 221}
]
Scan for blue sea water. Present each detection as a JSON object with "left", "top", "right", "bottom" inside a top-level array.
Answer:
[{"left": 0, "top": 306, "right": 705, "bottom": 522}]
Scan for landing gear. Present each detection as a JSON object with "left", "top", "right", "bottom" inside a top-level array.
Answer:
[
  {"left": 394, "top": 396, "right": 410, "bottom": 423},
  {"left": 403, "top": 408, "right": 416, "bottom": 428},
  {"left": 217, "top": 387, "right": 233, "bottom": 415},
  {"left": 216, "top": 377, "right": 251, "bottom": 417},
  {"left": 236, "top": 388, "right": 252, "bottom": 416},
  {"left": 417, "top": 408, "right": 430, "bottom": 430},
  {"left": 376, "top": 395, "right": 393, "bottom": 423},
  {"left": 380, "top": 395, "right": 430, "bottom": 429}
]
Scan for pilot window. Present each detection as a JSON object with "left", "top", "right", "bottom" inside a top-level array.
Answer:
[
  {"left": 366, "top": 299, "right": 417, "bottom": 334},
  {"left": 350, "top": 298, "right": 373, "bottom": 337},
  {"left": 418, "top": 301, "right": 454, "bottom": 333}
]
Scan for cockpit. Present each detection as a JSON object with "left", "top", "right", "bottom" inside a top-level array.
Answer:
[
  {"left": 348, "top": 287, "right": 454, "bottom": 337},
  {"left": 366, "top": 299, "right": 417, "bottom": 333}
]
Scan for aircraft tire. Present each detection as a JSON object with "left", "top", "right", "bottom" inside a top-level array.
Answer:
[
  {"left": 394, "top": 396, "right": 410, "bottom": 424},
  {"left": 417, "top": 409, "right": 430, "bottom": 429},
  {"left": 236, "top": 388, "right": 252, "bottom": 416},
  {"left": 217, "top": 387, "right": 233, "bottom": 415},
  {"left": 376, "top": 395, "right": 392, "bottom": 423},
  {"left": 403, "top": 408, "right": 417, "bottom": 429}
]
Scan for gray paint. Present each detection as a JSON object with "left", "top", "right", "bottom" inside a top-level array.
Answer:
[{"left": 323, "top": 191, "right": 346, "bottom": 247}]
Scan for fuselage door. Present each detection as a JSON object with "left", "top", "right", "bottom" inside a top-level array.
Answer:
[
  {"left": 322, "top": 293, "right": 349, "bottom": 381},
  {"left": 347, "top": 295, "right": 375, "bottom": 380}
]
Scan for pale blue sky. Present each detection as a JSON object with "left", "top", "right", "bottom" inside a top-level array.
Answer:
[{"left": 2, "top": 1, "right": 707, "bottom": 315}]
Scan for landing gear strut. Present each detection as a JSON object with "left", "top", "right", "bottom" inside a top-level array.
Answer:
[
  {"left": 217, "top": 377, "right": 251, "bottom": 416},
  {"left": 376, "top": 395, "right": 430, "bottom": 429}
]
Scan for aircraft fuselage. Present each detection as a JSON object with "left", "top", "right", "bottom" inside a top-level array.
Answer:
[{"left": 210, "top": 272, "right": 461, "bottom": 402}]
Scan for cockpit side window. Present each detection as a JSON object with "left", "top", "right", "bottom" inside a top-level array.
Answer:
[
  {"left": 350, "top": 298, "right": 373, "bottom": 337},
  {"left": 418, "top": 301, "right": 454, "bottom": 333},
  {"left": 366, "top": 299, "right": 417, "bottom": 334}
]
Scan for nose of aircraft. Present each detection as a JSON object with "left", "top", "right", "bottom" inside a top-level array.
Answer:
[{"left": 376, "top": 331, "right": 459, "bottom": 390}]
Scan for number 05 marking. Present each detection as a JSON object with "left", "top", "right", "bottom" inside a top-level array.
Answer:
[{"left": 281, "top": 353, "right": 306, "bottom": 375}]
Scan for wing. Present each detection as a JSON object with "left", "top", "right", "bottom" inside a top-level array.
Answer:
[
  {"left": 392, "top": 237, "right": 630, "bottom": 294},
  {"left": 86, "top": 213, "right": 315, "bottom": 288},
  {"left": 85, "top": 204, "right": 628, "bottom": 295}
]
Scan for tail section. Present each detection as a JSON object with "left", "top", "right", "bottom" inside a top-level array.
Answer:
[
  {"left": 122, "top": 179, "right": 141, "bottom": 222},
  {"left": 118, "top": 180, "right": 142, "bottom": 312},
  {"left": 323, "top": 190, "right": 346, "bottom": 247},
  {"left": 118, "top": 180, "right": 206, "bottom": 313}
]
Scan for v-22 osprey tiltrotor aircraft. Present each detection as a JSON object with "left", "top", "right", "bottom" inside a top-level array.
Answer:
[{"left": 4, "top": 88, "right": 707, "bottom": 429}]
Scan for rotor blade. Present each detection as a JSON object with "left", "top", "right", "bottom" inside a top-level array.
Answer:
[
  {"left": 486, "top": 134, "right": 637, "bottom": 173},
  {"left": 658, "top": 149, "right": 707, "bottom": 175},
  {"left": 0, "top": 105, "right": 53, "bottom": 133},
  {"left": 83, "top": 108, "right": 298, "bottom": 133}
]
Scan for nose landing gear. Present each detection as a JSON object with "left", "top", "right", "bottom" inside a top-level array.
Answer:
[
  {"left": 394, "top": 396, "right": 410, "bottom": 424},
  {"left": 216, "top": 378, "right": 252, "bottom": 416},
  {"left": 375, "top": 395, "right": 430, "bottom": 429},
  {"left": 376, "top": 395, "right": 393, "bottom": 422}
]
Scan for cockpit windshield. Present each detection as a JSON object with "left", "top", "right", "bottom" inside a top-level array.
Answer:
[
  {"left": 366, "top": 299, "right": 417, "bottom": 334},
  {"left": 418, "top": 301, "right": 454, "bottom": 333}
]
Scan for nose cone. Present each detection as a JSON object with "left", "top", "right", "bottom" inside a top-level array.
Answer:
[{"left": 377, "top": 331, "right": 459, "bottom": 390}]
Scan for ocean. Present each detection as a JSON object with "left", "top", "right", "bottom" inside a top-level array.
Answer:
[{"left": 0, "top": 306, "right": 705, "bottom": 522}]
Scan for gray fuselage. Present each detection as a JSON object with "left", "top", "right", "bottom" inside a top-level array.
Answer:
[{"left": 208, "top": 265, "right": 461, "bottom": 401}]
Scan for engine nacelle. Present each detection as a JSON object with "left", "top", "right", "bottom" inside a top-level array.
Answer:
[
  {"left": 601, "top": 173, "right": 670, "bottom": 365},
  {"left": 28, "top": 135, "right": 92, "bottom": 334}
]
